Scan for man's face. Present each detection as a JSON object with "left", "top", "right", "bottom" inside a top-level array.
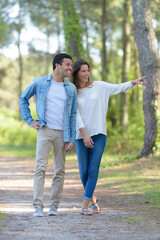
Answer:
[{"left": 57, "top": 58, "right": 72, "bottom": 77}]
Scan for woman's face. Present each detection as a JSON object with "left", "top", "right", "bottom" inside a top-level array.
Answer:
[{"left": 77, "top": 64, "right": 90, "bottom": 86}]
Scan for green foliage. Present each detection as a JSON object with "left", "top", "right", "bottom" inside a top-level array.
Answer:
[
  {"left": 61, "top": 0, "right": 84, "bottom": 59},
  {"left": 0, "top": 54, "right": 53, "bottom": 112},
  {"left": 106, "top": 113, "right": 145, "bottom": 155},
  {"left": 0, "top": 107, "right": 37, "bottom": 146},
  {"left": 0, "top": 8, "right": 12, "bottom": 47}
]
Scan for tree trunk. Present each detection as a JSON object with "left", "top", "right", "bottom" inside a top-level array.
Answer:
[
  {"left": 119, "top": 0, "right": 131, "bottom": 128},
  {"left": 82, "top": 15, "right": 90, "bottom": 61},
  {"left": 17, "top": 2, "right": 23, "bottom": 120},
  {"left": 132, "top": 0, "right": 160, "bottom": 157},
  {"left": 101, "top": 0, "right": 107, "bottom": 82},
  {"left": 17, "top": 38, "right": 22, "bottom": 99},
  {"left": 45, "top": 33, "right": 50, "bottom": 75},
  {"left": 56, "top": 16, "right": 61, "bottom": 53},
  {"left": 81, "top": 15, "right": 93, "bottom": 80},
  {"left": 133, "top": 38, "right": 140, "bottom": 103},
  {"left": 17, "top": 38, "right": 23, "bottom": 120}
]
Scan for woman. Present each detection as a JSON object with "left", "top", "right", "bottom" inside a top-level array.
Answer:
[{"left": 72, "top": 59, "right": 147, "bottom": 216}]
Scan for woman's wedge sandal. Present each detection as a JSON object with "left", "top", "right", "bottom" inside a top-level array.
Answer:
[
  {"left": 91, "top": 201, "right": 101, "bottom": 214},
  {"left": 81, "top": 208, "right": 93, "bottom": 216}
]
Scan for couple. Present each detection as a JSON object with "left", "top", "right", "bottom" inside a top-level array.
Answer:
[{"left": 19, "top": 53, "right": 147, "bottom": 217}]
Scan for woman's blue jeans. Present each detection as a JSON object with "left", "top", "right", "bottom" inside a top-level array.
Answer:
[{"left": 75, "top": 134, "right": 106, "bottom": 201}]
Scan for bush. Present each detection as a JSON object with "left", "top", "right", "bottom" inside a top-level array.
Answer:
[
  {"left": 0, "top": 108, "right": 37, "bottom": 146},
  {"left": 0, "top": 106, "right": 145, "bottom": 152},
  {"left": 106, "top": 116, "right": 144, "bottom": 154}
]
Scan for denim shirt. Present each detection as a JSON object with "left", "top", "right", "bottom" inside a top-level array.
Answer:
[{"left": 19, "top": 73, "right": 77, "bottom": 143}]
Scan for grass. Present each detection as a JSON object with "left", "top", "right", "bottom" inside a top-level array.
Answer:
[
  {"left": 99, "top": 154, "right": 160, "bottom": 208},
  {"left": 0, "top": 212, "right": 3, "bottom": 221},
  {"left": 99, "top": 154, "right": 160, "bottom": 226},
  {"left": 0, "top": 145, "right": 36, "bottom": 158},
  {"left": 100, "top": 152, "right": 137, "bottom": 168},
  {"left": 0, "top": 211, "right": 6, "bottom": 226},
  {"left": 0, "top": 144, "right": 62, "bottom": 158},
  {"left": 123, "top": 215, "right": 150, "bottom": 224}
]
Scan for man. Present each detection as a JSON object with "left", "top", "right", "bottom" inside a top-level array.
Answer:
[{"left": 19, "top": 53, "right": 77, "bottom": 217}]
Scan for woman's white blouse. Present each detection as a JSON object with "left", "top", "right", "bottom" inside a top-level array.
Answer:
[{"left": 76, "top": 81, "right": 133, "bottom": 139}]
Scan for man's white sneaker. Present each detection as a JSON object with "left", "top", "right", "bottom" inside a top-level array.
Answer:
[
  {"left": 33, "top": 206, "right": 43, "bottom": 217},
  {"left": 48, "top": 205, "right": 58, "bottom": 216}
]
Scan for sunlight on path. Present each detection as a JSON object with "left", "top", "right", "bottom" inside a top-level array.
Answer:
[{"left": 0, "top": 156, "right": 82, "bottom": 215}]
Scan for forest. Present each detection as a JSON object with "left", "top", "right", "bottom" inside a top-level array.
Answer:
[{"left": 0, "top": 0, "right": 160, "bottom": 157}]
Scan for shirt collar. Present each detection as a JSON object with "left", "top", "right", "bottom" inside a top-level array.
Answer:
[
  {"left": 47, "top": 73, "right": 53, "bottom": 81},
  {"left": 47, "top": 73, "right": 69, "bottom": 86}
]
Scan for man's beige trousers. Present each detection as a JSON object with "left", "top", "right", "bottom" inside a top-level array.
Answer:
[{"left": 33, "top": 126, "right": 65, "bottom": 208}]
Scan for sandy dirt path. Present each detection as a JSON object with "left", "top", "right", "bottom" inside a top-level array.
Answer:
[{"left": 0, "top": 156, "right": 160, "bottom": 240}]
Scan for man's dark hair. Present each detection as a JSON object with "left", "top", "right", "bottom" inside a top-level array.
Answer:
[{"left": 52, "top": 53, "right": 72, "bottom": 70}]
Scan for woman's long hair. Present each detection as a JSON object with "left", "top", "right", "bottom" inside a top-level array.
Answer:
[{"left": 71, "top": 59, "right": 92, "bottom": 90}]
